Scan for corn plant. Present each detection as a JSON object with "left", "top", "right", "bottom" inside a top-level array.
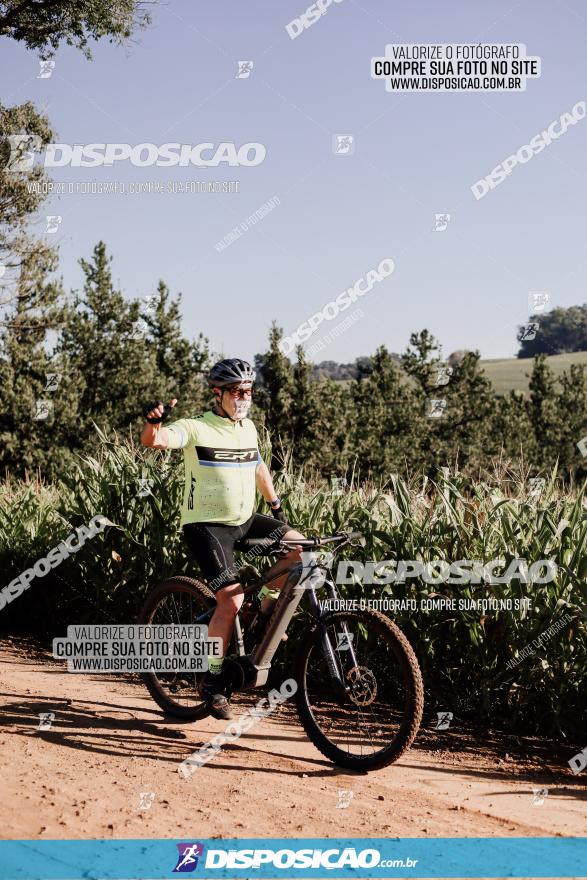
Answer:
[{"left": 0, "top": 436, "right": 584, "bottom": 737}]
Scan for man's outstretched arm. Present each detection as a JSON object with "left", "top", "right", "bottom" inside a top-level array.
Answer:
[{"left": 140, "top": 398, "right": 177, "bottom": 449}]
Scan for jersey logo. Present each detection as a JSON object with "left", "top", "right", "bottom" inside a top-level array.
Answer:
[
  {"left": 196, "top": 446, "right": 258, "bottom": 466},
  {"left": 215, "top": 450, "right": 256, "bottom": 462}
]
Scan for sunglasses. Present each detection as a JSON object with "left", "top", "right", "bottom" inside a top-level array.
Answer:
[{"left": 226, "top": 386, "right": 253, "bottom": 399}]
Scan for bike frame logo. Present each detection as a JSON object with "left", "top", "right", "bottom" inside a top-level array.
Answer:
[{"left": 173, "top": 843, "right": 205, "bottom": 872}]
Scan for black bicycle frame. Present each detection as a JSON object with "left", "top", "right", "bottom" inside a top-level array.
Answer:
[{"left": 193, "top": 553, "right": 360, "bottom": 688}]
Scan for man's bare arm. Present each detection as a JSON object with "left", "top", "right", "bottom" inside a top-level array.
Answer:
[{"left": 255, "top": 460, "right": 279, "bottom": 503}]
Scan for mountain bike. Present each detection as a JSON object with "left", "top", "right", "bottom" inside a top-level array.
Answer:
[{"left": 138, "top": 532, "right": 423, "bottom": 771}]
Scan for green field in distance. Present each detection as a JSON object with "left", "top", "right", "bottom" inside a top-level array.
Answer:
[{"left": 480, "top": 350, "right": 587, "bottom": 395}]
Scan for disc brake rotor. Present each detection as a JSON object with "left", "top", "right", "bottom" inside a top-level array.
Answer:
[{"left": 345, "top": 665, "right": 378, "bottom": 706}]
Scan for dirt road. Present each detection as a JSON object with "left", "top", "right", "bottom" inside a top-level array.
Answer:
[{"left": 0, "top": 638, "right": 585, "bottom": 850}]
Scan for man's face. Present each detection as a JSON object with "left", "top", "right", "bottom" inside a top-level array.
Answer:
[{"left": 216, "top": 383, "right": 253, "bottom": 420}]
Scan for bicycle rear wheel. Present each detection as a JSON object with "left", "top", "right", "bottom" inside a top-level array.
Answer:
[
  {"left": 294, "top": 610, "right": 423, "bottom": 770},
  {"left": 138, "top": 576, "right": 215, "bottom": 720}
]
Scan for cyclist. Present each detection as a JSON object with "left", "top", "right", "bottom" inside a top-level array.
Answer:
[{"left": 140, "top": 358, "right": 305, "bottom": 721}]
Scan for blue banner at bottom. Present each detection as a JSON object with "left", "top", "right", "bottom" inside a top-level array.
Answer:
[{"left": 0, "top": 837, "right": 585, "bottom": 879}]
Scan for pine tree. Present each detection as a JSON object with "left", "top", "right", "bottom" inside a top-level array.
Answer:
[
  {"left": 56, "top": 241, "right": 158, "bottom": 449},
  {"left": 401, "top": 329, "right": 443, "bottom": 388},
  {"left": 290, "top": 346, "right": 320, "bottom": 466},
  {"left": 402, "top": 331, "right": 496, "bottom": 474},
  {"left": 309, "top": 377, "right": 355, "bottom": 479},
  {"left": 141, "top": 279, "right": 210, "bottom": 416},
  {"left": 440, "top": 351, "right": 497, "bottom": 470},
  {"left": 1, "top": 100, "right": 56, "bottom": 326},
  {"left": 528, "top": 355, "right": 561, "bottom": 469},
  {"left": 489, "top": 391, "right": 533, "bottom": 466},
  {"left": 0, "top": 242, "right": 65, "bottom": 478},
  {"left": 553, "top": 364, "right": 587, "bottom": 477},
  {"left": 351, "top": 346, "right": 422, "bottom": 480},
  {"left": 254, "top": 323, "right": 293, "bottom": 469}
]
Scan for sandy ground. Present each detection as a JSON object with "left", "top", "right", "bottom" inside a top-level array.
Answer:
[{"left": 0, "top": 637, "right": 585, "bottom": 878}]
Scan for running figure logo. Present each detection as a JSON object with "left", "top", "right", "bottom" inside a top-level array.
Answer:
[
  {"left": 187, "top": 475, "right": 197, "bottom": 510},
  {"left": 520, "top": 322, "right": 539, "bottom": 341},
  {"left": 532, "top": 787, "right": 548, "bottom": 805},
  {"left": 333, "top": 134, "right": 355, "bottom": 155},
  {"left": 432, "top": 213, "right": 451, "bottom": 232},
  {"left": 335, "top": 632, "right": 354, "bottom": 651},
  {"left": 173, "top": 843, "right": 204, "bottom": 872},
  {"left": 432, "top": 365, "right": 453, "bottom": 387},
  {"left": 435, "top": 711, "right": 453, "bottom": 731},
  {"left": 427, "top": 398, "right": 447, "bottom": 419},
  {"left": 236, "top": 61, "right": 254, "bottom": 78},
  {"left": 38, "top": 59, "right": 55, "bottom": 78}
]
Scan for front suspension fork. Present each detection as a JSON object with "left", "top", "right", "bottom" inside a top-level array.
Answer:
[{"left": 306, "top": 579, "right": 360, "bottom": 687}]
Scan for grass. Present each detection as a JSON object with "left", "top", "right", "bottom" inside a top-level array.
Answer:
[
  {"left": 480, "top": 351, "right": 587, "bottom": 396},
  {"left": 333, "top": 351, "right": 587, "bottom": 395}
]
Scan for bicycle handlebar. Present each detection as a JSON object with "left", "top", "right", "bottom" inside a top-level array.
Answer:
[
  {"left": 281, "top": 531, "right": 363, "bottom": 548},
  {"left": 238, "top": 531, "right": 363, "bottom": 552}
]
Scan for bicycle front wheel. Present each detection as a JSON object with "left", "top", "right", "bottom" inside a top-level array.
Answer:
[
  {"left": 138, "top": 576, "right": 215, "bottom": 720},
  {"left": 294, "top": 610, "right": 423, "bottom": 771}
]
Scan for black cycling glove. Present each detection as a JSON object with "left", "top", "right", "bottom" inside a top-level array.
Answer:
[
  {"left": 143, "top": 401, "right": 170, "bottom": 424},
  {"left": 271, "top": 506, "right": 288, "bottom": 524}
]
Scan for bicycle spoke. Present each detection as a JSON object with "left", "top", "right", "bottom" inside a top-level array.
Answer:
[
  {"left": 302, "top": 614, "right": 409, "bottom": 760},
  {"left": 144, "top": 584, "right": 212, "bottom": 711}
]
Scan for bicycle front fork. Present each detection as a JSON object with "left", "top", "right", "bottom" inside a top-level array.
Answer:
[
  {"left": 306, "top": 577, "right": 360, "bottom": 689},
  {"left": 239, "top": 561, "right": 358, "bottom": 690}
]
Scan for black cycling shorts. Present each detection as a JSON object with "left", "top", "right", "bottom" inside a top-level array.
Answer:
[{"left": 183, "top": 512, "right": 290, "bottom": 592}]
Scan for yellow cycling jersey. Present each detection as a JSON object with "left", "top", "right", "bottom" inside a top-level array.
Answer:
[{"left": 166, "top": 410, "right": 261, "bottom": 526}]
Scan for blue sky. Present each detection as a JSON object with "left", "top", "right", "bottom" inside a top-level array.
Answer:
[{"left": 1, "top": 0, "right": 586, "bottom": 362}]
